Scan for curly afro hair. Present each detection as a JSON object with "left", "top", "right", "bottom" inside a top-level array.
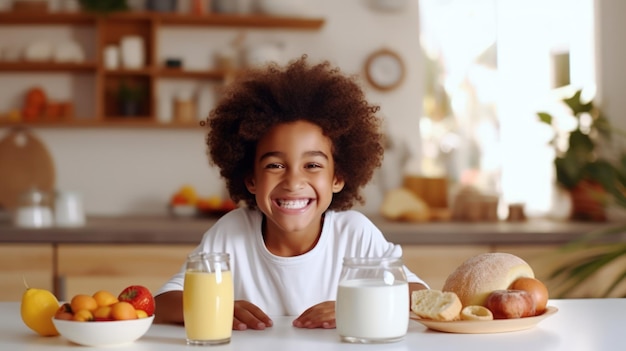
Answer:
[{"left": 206, "top": 55, "right": 384, "bottom": 211}]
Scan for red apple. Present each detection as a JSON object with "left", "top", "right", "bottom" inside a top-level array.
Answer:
[{"left": 118, "top": 285, "right": 155, "bottom": 316}]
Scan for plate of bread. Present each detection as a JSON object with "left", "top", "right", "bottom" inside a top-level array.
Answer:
[{"left": 411, "top": 252, "right": 558, "bottom": 334}]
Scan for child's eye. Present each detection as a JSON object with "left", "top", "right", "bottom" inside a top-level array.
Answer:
[
  {"left": 305, "top": 163, "right": 322, "bottom": 169},
  {"left": 265, "top": 163, "right": 284, "bottom": 169}
]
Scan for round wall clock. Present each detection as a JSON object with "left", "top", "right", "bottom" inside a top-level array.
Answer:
[{"left": 364, "top": 48, "right": 406, "bottom": 91}]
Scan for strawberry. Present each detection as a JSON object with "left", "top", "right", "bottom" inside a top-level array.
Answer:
[{"left": 118, "top": 285, "right": 155, "bottom": 316}]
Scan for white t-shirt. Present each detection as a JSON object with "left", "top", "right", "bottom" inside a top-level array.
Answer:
[{"left": 156, "top": 207, "right": 427, "bottom": 316}]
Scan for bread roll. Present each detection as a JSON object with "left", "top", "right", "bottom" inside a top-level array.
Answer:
[
  {"left": 411, "top": 289, "right": 462, "bottom": 321},
  {"left": 485, "top": 290, "right": 536, "bottom": 319},
  {"left": 442, "top": 253, "right": 534, "bottom": 307},
  {"left": 380, "top": 188, "right": 430, "bottom": 222},
  {"left": 460, "top": 305, "right": 493, "bottom": 321},
  {"left": 509, "top": 277, "right": 549, "bottom": 313}
]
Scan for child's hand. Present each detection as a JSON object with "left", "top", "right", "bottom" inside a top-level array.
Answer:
[
  {"left": 233, "top": 300, "right": 273, "bottom": 330},
  {"left": 292, "top": 301, "right": 336, "bottom": 329}
]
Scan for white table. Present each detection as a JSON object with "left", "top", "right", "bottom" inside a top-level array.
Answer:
[{"left": 1, "top": 299, "right": 624, "bottom": 351}]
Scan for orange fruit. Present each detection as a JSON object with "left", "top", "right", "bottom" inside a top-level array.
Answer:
[
  {"left": 73, "top": 309, "right": 94, "bottom": 322},
  {"left": 93, "top": 290, "right": 118, "bottom": 307},
  {"left": 93, "top": 306, "right": 113, "bottom": 321},
  {"left": 70, "top": 294, "right": 98, "bottom": 313},
  {"left": 110, "top": 302, "right": 137, "bottom": 321}
]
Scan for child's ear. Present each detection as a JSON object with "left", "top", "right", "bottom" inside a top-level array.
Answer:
[
  {"left": 332, "top": 176, "right": 345, "bottom": 193},
  {"left": 245, "top": 176, "right": 256, "bottom": 194}
]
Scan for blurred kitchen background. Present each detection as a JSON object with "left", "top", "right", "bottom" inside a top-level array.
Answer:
[
  {"left": 2, "top": 0, "right": 626, "bottom": 301},
  {"left": 0, "top": 0, "right": 623, "bottom": 219}
]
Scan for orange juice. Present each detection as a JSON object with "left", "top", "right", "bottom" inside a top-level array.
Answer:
[{"left": 183, "top": 270, "right": 234, "bottom": 345}]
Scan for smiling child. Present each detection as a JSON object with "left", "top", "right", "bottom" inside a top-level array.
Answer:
[{"left": 154, "top": 56, "right": 428, "bottom": 330}]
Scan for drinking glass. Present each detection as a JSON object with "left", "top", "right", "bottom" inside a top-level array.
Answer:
[{"left": 183, "top": 252, "right": 234, "bottom": 345}]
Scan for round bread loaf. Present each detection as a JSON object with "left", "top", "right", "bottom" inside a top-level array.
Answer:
[{"left": 442, "top": 253, "right": 534, "bottom": 307}]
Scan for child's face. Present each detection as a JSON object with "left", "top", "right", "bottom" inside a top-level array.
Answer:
[{"left": 245, "top": 120, "right": 345, "bottom": 238}]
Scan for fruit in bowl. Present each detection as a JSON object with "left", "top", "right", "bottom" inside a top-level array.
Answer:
[
  {"left": 20, "top": 282, "right": 156, "bottom": 343},
  {"left": 52, "top": 315, "right": 154, "bottom": 347},
  {"left": 169, "top": 185, "right": 199, "bottom": 218},
  {"left": 46, "top": 285, "right": 155, "bottom": 346},
  {"left": 196, "top": 196, "right": 237, "bottom": 217}
]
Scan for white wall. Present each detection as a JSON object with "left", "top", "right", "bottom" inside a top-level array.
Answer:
[
  {"left": 595, "top": 0, "right": 626, "bottom": 134},
  {"left": 0, "top": 0, "right": 423, "bottom": 216}
]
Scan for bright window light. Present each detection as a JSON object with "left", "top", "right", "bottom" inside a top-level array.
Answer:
[{"left": 419, "top": 0, "right": 595, "bottom": 218}]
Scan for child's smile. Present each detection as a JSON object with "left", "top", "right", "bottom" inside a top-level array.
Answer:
[
  {"left": 275, "top": 198, "right": 312, "bottom": 211},
  {"left": 245, "top": 120, "right": 345, "bottom": 255}
]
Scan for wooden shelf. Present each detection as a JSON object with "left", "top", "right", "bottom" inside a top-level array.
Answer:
[
  {"left": 0, "top": 12, "right": 96, "bottom": 25},
  {"left": 0, "top": 62, "right": 98, "bottom": 72},
  {"left": 0, "top": 119, "right": 205, "bottom": 129},
  {"left": 158, "top": 68, "right": 226, "bottom": 80},
  {"left": 0, "top": 11, "right": 325, "bottom": 30},
  {"left": 157, "top": 13, "right": 325, "bottom": 29},
  {"left": 0, "top": 10, "right": 325, "bottom": 128},
  {"left": 104, "top": 68, "right": 155, "bottom": 77}
]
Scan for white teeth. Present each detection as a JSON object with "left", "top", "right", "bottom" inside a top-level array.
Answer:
[{"left": 278, "top": 199, "right": 309, "bottom": 209}]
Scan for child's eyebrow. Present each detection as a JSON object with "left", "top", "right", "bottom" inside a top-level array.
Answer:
[{"left": 259, "top": 150, "right": 329, "bottom": 161}]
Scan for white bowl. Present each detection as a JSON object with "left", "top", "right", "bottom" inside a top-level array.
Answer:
[
  {"left": 53, "top": 316, "right": 154, "bottom": 347},
  {"left": 170, "top": 204, "right": 197, "bottom": 218}
]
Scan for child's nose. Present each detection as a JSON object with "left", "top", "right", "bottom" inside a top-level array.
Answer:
[{"left": 283, "top": 169, "right": 305, "bottom": 190}]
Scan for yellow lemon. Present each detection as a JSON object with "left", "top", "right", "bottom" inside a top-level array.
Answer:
[{"left": 20, "top": 287, "right": 60, "bottom": 336}]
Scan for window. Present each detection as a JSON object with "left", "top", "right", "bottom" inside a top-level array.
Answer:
[{"left": 419, "top": 0, "right": 596, "bottom": 217}]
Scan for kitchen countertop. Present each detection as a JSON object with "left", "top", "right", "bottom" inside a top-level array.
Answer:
[
  {"left": 1, "top": 214, "right": 625, "bottom": 246},
  {"left": 1, "top": 299, "right": 624, "bottom": 351}
]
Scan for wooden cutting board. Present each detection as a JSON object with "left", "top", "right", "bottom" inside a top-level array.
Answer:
[{"left": 0, "top": 128, "right": 55, "bottom": 211}]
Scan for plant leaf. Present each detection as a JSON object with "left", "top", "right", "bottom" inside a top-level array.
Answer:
[
  {"left": 538, "top": 112, "right": 553, "bottom": 125},
  {"left": 568, "top": 130, "right": 594, "bottom": 156},
  {"left": 555, "top": 157, "right": 581, "bottom": 188},
  {"left": 593, "top": 112, "right": 613, "bottom": 140},
  {"left": 563, "top": 89, "right": 593, "bottom": 115}
]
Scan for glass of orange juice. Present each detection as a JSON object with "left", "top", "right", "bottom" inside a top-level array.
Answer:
[{"left": 183, "top": 252, "right": 234, "bottom": 345}]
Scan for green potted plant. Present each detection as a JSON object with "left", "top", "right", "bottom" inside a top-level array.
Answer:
[
  {"left": 548, "top": 225, "right": 626, "bottom": 298},
  {"left": 538, "top": 89, "right": 626, "bottom": 298},
  {"left": 538, "top": 89, "right": 626, "bottom": 221},
  {"left": 117, "top": 80, "right": 146, "bottom": 117}
]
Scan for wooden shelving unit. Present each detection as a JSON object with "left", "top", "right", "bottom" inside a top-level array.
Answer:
[
  {"left": 0, "top": 62, "right": 98, "bottom": 72},
  {"left": 0, "top": 11, "right": 325, "bottom": 129}
]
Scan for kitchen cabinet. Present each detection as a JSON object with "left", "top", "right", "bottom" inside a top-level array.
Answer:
[
  {"left": 56, "top": 244, "right": 195, "bottom": 301},
  {"left": 0, "top": 244, "right": 54, "bottom": 302},
  {"left": 0, "top": 11, "right": 324, "bottom": 128}
]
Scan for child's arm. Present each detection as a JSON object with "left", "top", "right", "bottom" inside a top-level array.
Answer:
[
  {"left": 153, "top": 291, "right": 184, "bottom": 324},
  {"left": 154, "top": 291, "right": 273, "bottom": 331}
]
